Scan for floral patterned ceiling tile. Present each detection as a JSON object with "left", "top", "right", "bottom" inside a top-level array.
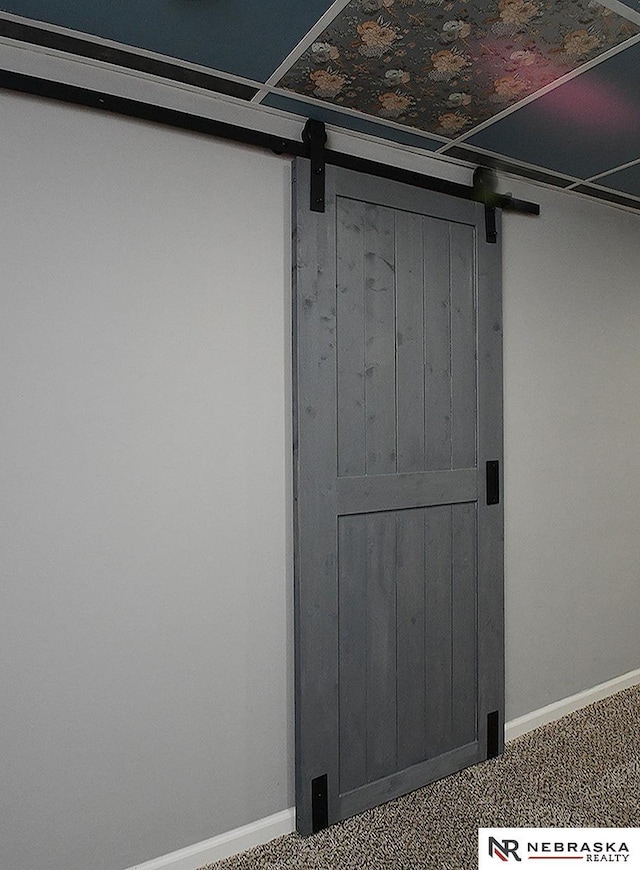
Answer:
[{"left": 275, "top": 0, "right": 639, "bottom": 139}]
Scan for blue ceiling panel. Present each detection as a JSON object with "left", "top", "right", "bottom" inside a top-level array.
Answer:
[
  {"left": 0, "top": 0, "right": 335, "bottom": 81},
  {"left": 464, "top": 42, "right": 640, "bottom": 180},
  {"left": 598, "top": 162, "right": 640, "bottom": 197},
  {"left": 264, "top": 93, "right": 442, "bottom": 151}
]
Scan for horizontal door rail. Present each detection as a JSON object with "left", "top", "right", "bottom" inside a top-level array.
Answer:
[{"left": 336, "top": 468, "right": 478, "bottom": 515}]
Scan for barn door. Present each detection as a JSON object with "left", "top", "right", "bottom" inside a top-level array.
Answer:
[{"left": 292, "top": 158, "right": 503, "bottom": 835}]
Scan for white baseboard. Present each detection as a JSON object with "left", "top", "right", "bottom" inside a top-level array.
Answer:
[
  {"left": 125, "top": 667, "right": 640, "bottom": 870},
  {"left": 124, "top": 808, "right": 296, "bottom": 870},
  {"left": 505, "top": 666, "right": 640, "bottom": 742}
]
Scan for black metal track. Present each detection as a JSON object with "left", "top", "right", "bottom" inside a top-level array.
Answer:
[{"left": 0, "top": 67, "right": 540, "bottom": 215}]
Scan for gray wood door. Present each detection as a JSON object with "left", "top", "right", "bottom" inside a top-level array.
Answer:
[{"left": 292, "top": 158, "right": 503, "bottom": 835}]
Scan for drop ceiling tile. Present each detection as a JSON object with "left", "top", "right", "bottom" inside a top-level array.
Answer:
[
  {"left": 263, "top": 92, "right": 442, "bottom": 149},
  {"left": 0, "top": 0, "right": 336, "bottom": 81},
  {"left": 276, "top": 0, "right": 638, "bottom": 139},
  {"left": 596, "top": 161, "right": 640, "bottom": 196},
  {"left": 464, "top": 41, "right": 640, "bottom": 178}
]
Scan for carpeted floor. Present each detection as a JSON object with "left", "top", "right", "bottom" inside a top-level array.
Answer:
[{"left": 204, "top": 685, "right": 640, "bottom": 869}]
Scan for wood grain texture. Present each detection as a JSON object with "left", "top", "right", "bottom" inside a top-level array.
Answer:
[
  {"left": 424, "top": 217, "right": 452, "bottom": 472},
  {"left": 396, "top": 508, "right": 427, "bottom": 769},
  {"left": 338, "top": 514, "right": 368, "bottom": 794},
  {"left": 363, "top": 204, "right": 397, "bottom": 476},
  {"left": 450, "top": 223, "right": 477, "bottom": 470},
  {"left": 396, "top": 211, "right": 426, "bottom": 475},
  {"left": 337, "top": 197, "right": 366, "bottom": 478},
  {"left": 294, "top": 160, "right": 503, "bottom": 833}
]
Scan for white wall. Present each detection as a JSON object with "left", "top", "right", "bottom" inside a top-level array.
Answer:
[
  {"left": 502, "top": 182, "right": 640, "bottom": 718},
  {"left": 0, "top": 91, "right": 293, "bottom": 870},
  {"left": 1, "top": 89, "right": 640, "bottom": 870}
]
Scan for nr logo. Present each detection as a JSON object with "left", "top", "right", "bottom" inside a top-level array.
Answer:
[{"left": 488, "top": 836, "right": 522, "bottom": 862}]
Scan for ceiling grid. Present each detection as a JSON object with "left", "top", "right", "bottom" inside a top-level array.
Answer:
[{"left": 0, "top": 0, "right": 639, "bottom": 211}]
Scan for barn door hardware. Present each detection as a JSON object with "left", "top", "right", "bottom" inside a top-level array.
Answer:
[
  {"left": 311, "top": 773, "right": 329, "bottom": 833},
  {"left": 0, "top": 67, "right": 541, "bottom": 217},
  {"left": 487, "top": 710, "right": 501, "bottom": 759},
  {"left": 486, "top": 460, "right": 500, "bottom": 505},
  {"left": 302, "top": 119, "right": 327, "bottom": 213},
  {"left": 473, "top": 166, "right": 501, "bottom": 244},
  {"left": 484, "top": 204, "right": 498, "bottom": 244}
]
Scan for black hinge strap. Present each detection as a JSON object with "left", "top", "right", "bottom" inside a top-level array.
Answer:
[
  {"left": 473, "top": 166, "right": 500, "bottom": 243},
  {"left": 487, "top": 710, "right": 500, "bottom": 759},
  {"left": 311, "top": 774, "right": 329, "bottom": 833},
  {"left": 302, "top": 119, "right": 327, "bottom": 213},
  {"left": 484, "top": 205, "right": 497, "bottom": 244}
]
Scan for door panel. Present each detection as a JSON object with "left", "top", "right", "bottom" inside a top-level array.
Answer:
[
  {"left": 337, "top": 503, "right": 478, "bottom": 795},
  {"left": 293, "top": 159, "right": 503, "bottom": 834},
  {"left": 335, "top": 200, "right": 478, "bottom": 479}
]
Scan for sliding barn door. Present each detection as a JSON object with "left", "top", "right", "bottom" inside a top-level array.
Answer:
[{"left": 292, "top": 158, "right": 503, "bottom": 835}]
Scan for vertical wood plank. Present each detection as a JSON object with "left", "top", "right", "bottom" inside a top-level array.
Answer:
[
  {"left": 451, "top": 502, "right": 478, "bottom": 746},
  {"left": 450, "top": 223, "right": 477, "bottom": 470},
  {"left": 338, "top": 514, "right": 368, "bottom": 793},
  {"left": 366, "top": 510, "right": 398, "bottom": 782},
  {"left": 337, "top": 198, "right": 366, "bottom": 478},
  {"left": 395, "top": 212, "right": 426, "bottom": 473},
  {"left": 292, "top": 160, "right": 340, "bottom": 833},
  {"left": 424, "top": 504, "right": 454, "bottom": 757},
  {"left": 396, "top": 507, "right": 427, "bottom": 768},
  {"left": 423, "top": 217, "right": 452, "bottom": 472},
  {"left": 364, "top": 204, "right": 397, "bottom": 476}
]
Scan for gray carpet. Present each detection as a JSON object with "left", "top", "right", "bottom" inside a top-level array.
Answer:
[{"left": 204, "top": 685, "right": 640, "bottom": 869}]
